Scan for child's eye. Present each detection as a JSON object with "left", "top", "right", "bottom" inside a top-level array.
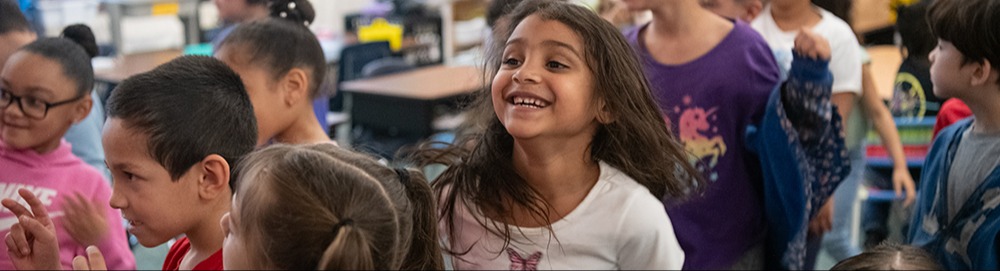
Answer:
[
  {"left": 22, "top": 97, "right": 46, "bottom": 108},
  {"left": 546, "top": 61, "right": 568, "bottom": 69},
  {"left": 502, "top": 58, "right": 521, "bottom": 66},
  {"left": 122, "top": 172, "right": 137, "bottom": 181}
]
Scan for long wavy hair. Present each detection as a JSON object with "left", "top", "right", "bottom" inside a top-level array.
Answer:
[{"left": 411, "top": 0, "right": 704, "bottom": 257}]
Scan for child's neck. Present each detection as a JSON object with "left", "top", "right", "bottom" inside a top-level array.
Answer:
[
  {"left": 769, "top": 1, "right": 821, "bottom": 31},
  {"left": 179, "top": 201, "right": 228, "bottom": 270},
  {"left": 273, "top": 109, "right": 330, "bottom": 145},
  {"left": 510, "top": 133, "right": 601, "bottom": 212},
  {"left": 642, "top": 2, "right": 733, "bottom": 65},
  {"left": 963, "top": 86, "right": 1000, "bottom": 134},
  {"left": 647, "top": 1, "right": 713, "bottom": 38},
  {"left": 31, "top": 138, "right": 62, "bottom": 154}
]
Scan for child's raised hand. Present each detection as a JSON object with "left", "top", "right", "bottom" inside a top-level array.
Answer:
[
  {"left": 64, "top": 194, "right": 109, "bottom": 247},
  {"left": 793, "top": 28, "right": 832, "bottom": 61},
  {"left": 2, "top": 188, "right": 62, "bottom": 270},
  {"left": 72, "top": 246, "right": 107, "bottom": 270}
]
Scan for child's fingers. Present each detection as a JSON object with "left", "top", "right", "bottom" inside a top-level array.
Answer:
[
  {"left": 1, "top": 199, "right": 31, "bottom": 219},
  {"left": 904, "top": 181, "right": 917, "bottom": 207},
  {"left": 8, "top": 222, "right": 29, "bottom": 255},
  {"left": 73, "top": 255, "right": 91, "bottom": 270},
  {"left": 17, "top": 189, "right": 52, "bottom": 226},
  {"left": 85, "top": 246, "right": 107, "bottom": 270},
  {"left": 5, "top": 233, "right": 22, "bottom": 258},
  {"left": 19, "top": 215, "right": 56, "bottom": 245},
  {"left": 73, "top": 194, "right": 94, "bottom": 214}
]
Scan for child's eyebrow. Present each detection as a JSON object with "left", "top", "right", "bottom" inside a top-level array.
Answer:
[
  {"left": 505, "top": 37, "right": 526, "bottom": 48},
  {"left": 106, "top": 160, "right": 137, "bottom": 171},
  {"left": 23, "top": 86, "right": 57, "bottom": 99},
  {"left": 541, "top": 40, "right": 583, "bottom": 59}
]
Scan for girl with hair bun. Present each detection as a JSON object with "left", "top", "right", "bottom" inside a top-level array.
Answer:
[{"left": 216, "top": 0, "right": 334, "bottom": 147}]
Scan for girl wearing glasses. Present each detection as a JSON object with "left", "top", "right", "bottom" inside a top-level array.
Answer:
[{"left": 0, "top": 25, "right": 135, "bottom": 270}]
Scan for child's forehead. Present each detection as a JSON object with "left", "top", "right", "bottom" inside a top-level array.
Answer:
[
  {"left": 102, "top": 118, "right": 160, "bottom": 163},
  {"left": 509, "top": 16, "right": 584, "bottom": 48},
  {"left": 1, "top": 53, "right": 74, "bottom": 97}
]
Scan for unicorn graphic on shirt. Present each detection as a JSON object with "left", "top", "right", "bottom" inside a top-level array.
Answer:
[{"left": 670, "top": 96, "right": 727, "bottom": 181}]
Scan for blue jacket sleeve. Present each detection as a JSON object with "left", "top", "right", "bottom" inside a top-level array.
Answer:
[{"left": 746, "top": 53, "right": 851, "bottom": 270}]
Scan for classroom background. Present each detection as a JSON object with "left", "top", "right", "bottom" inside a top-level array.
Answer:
[{"left": 10, "top": 0, "right": 938, "bottom": 269}]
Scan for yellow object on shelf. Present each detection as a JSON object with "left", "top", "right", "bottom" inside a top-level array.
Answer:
[
  {"left": 151, "top": 2, "right": 180, "bottom": 16},
  {"left": 358, "top": 18, "right": 404, "bottom": 51}
]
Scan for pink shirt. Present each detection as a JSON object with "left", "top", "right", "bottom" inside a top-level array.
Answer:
[{"left": 0, "top": 140, "right": 135, "bottom": 270}]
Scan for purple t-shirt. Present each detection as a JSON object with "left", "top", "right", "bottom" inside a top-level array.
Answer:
[{"left": 625, "top": 21, "right": 780, "bottom": 269}]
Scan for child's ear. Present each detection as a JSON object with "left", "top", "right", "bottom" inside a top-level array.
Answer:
[
  {"left": 197, "top": 154, "right": 231, "bottom": 200},
  {"left": 596, "top": 99, "right": 615, "bottom": 124},
  {"left": 971, "top": 59, "right": 1000, "bottom": 87},
  {"left": 280, "top": 68, "right": 310, "bottom": 107},
  {"left": 71, "top": 95, "right": 93, "bottom": 124}
]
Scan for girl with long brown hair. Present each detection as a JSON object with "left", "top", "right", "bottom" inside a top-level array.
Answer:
[{"left": 416, "top": 0, "right": 703, "bottom": 269}]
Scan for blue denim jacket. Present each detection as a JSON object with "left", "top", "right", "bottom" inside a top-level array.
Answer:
[{"left": 908, "top": 118, "right": 1000, "bottom": 269}]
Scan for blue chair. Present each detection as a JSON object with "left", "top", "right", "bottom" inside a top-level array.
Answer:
[
  {"left": 361, "top": 57, "right": 413, "bottom": 77},
  {"left": 331, "top": 41, "right": 392, "bottom": 112}
]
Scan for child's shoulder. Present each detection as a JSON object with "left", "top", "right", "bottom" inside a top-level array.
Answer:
[
  {"left": 816, "top": 9, "right": 858, "bottom": 41},
  {"left": 595, "top": 162, "right": 659, "bottom": 201},
  {"left": 929, "top": 118, "right": 974, "bottom": 157}
]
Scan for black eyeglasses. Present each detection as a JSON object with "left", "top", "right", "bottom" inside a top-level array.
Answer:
[{"left": 0, "top": 88, "right": 83, "bottom": 119}]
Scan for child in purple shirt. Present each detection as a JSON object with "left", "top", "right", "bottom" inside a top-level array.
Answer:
[{"left": 622, "top": 0, "right": 848, "bottom": 269}]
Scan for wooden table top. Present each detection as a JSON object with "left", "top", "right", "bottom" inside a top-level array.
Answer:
[
  {"left": 339, "top": 65, "right": 484, "bottom": 100},
  {"left": 94, "top": 50, "right": 183, "bottom": 84}
]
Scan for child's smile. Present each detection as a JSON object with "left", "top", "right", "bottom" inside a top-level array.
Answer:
[{"left": 509, "top": 95, "right": 551, "bottom": 109}]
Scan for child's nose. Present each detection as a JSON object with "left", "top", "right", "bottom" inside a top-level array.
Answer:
[
  {"left": 108, "top": 189, "right": 127, "bottom": 209},
  {"left": 512, "top": 66, "right": 541, "bottom": 84}
]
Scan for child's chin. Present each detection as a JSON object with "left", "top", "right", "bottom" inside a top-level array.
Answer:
[
  {"left": 0, "top": 134, "right": 35, "bottom": 150},
  {"left": 134, "top": 234, "right": 171, "bottom": 248}
]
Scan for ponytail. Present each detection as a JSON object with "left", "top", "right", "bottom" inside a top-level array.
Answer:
[
  {"left": 395, "top": 168, "right": 445, "bottom": 270},
  {"left": 318, "top": 219, "right": 375, "bottom": 270}
]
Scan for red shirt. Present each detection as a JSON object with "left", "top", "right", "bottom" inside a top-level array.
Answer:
[
  {"left": 933, "top": 99, "right": 973, "bottom": 138},
  {"left": 162, "top": 237, "right": 224, "bottom": 270}
]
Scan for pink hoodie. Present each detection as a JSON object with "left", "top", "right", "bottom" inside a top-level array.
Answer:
[{"left": 0, "top": 139, "right": 135, "bottom": 270}]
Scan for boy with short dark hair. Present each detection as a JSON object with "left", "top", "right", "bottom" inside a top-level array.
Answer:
[
  {"left": 102, "top": 55, "right": 257, "bottom": 270},
  {"left": 907, "top": 0, "right": 1000, "bottom": 269}
]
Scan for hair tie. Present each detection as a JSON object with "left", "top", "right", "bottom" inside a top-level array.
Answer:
[
  {"left": 394, "top": 168, "right": 411, "bottom": 186},
  {"left": 332, "top": 218, "right": 353, "bottom": 234}
]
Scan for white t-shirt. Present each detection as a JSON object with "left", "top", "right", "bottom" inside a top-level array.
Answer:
[
  {"left": 752, "top": 5, "right": 863, "bottom": 95},
  {"left": 443, "top": 161, "right": 684, "bottom": 270}
]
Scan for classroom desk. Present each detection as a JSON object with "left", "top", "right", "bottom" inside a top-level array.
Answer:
[
  {"left": 94, "top": 50, "right": 183, "bottom": 84},
  {"left": 340, "top": 65, "right": 482, "bottom": 139}
]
